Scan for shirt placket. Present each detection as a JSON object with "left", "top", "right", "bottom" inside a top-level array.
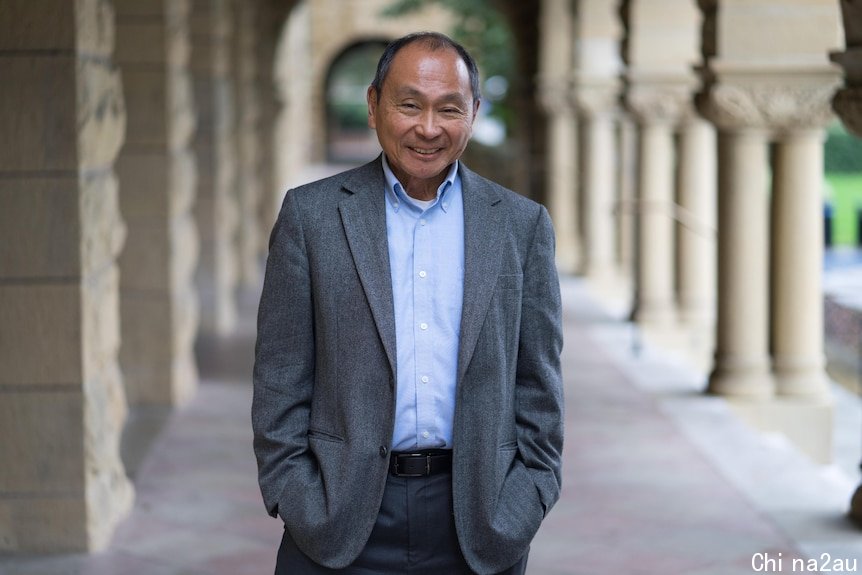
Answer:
[{"left": 412, "top": 209, "right": 436, "bottom": 447}]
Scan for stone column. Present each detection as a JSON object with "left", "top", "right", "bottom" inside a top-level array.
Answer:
[
  {"left": 627, "top": 87, "right": 691, "bottom": 328},
  {"left": 274, "top": 0, "right": 312, "bottom": 196},
  {"left": 616, "top": 115, "right": 638, "bottom": 281},
  {"left": 0, "top": 0, "right": 133, "bottom": 551},
  {"left": 706, "top": 122, "right": 774, "bottom": 398},
  {"left": 115, "top": 0, "right": 199, "bottom": 405},
  {"left": 255, "top": 0, "right": 288, "bottom": 257},
  {"left": 233, "top": 0, "right": 262, "bottom": 288},
  {"left": 676, "top": 114, "right": 717, "bottom": 327},
  {"left": 772, "top": 124, "right": 833, "bottom": 398},
  {"left": 539, "top": 81, "right": 580, "bottom": 274},
  {"left": 575, "top": 84, "right": 619, "bottom": 283},
  {"left": 538, "top": 0, "right": 580, "bottom": 274},
  {"left": 191, "top": 0, "right": 239, "bottom": 335}
]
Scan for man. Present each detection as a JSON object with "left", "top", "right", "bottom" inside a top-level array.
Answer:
[{"left": 253, "top": 32, "right": 563, "bottom": 575}]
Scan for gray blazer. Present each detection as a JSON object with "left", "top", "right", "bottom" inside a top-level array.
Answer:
[{"left": 252, "top": 158, "right": 564, "bottom": 575}]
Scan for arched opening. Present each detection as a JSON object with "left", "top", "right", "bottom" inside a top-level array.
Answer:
[{"left": 325, "top": 40, "right": 389, "bottom": 164}]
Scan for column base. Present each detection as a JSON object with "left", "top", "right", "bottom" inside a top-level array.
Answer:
[
  {"left": 707, "top": 361, "right": 774, "bottom": 398},
  {"left": 773, "top": 357, "right": 832, "bottom": 399},
  {"left": 726, "top": 396, "right": 834, "bottom": 464},
  {"left": 631, "top": 301, "right": 676, "bottom": 329}
]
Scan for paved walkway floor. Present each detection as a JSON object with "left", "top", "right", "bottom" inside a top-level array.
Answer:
[{"left": 3, "top": 278, "right": 862, "bottom": 574}]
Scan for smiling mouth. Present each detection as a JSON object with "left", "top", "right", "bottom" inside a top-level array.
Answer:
[{"left": 409, "top": 147, "right": 443, "bottom": 156}]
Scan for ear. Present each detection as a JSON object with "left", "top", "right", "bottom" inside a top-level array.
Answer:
[
  {"left": 367, "top": 86, "right": 378, "bottom": 130},
  {"left": 470, "top": 99, "right": 481, "bottom": 126}
]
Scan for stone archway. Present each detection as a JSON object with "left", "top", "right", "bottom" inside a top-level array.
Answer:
[{"left": 324, "top": 40, "right": 388, "bottom": 164}]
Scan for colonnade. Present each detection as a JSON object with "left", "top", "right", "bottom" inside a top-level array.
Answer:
[
  {"left": 0, "top": 0, "right": 292, "bottom": 552},
  {"left": 538, "top": 0, "right": 848, "bottom": 460}
]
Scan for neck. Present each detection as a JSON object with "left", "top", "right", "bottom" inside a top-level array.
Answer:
[
  {"left": 386, "top": 158, "right": 454, "bottom": 201},
  {"left": 403, "top": 178, "right": 443, "bottom": 201}
]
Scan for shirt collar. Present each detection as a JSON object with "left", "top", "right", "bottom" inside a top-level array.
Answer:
[{"left": 382, "top": 154, "right": 459, "bottom": 213}]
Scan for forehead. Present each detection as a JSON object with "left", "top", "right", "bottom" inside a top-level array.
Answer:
[{"left": 385, "top": 43, "right": 471, "bottom": 96}]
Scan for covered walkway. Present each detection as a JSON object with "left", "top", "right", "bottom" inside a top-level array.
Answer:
[{"left": 4, "top": 278, "right": 862, "bottom": 575}]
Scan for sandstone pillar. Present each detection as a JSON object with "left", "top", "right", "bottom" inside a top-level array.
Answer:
[
  {"left": 538, "top": 0, "right": 580, "bottom": 274},
  {"left": 772, "top": 127, "right": 832, "bottom": 398},
  {"left": 575, "top": 87, "right": 619, "bottom": 283},
  {"left": 699, "top": 0, "right": 843, "bottom": 411},
  {"left": 115, "top": 0, "right": 199, "bottom": 405},
  {"left": 706, "top": 127, "right": 774, "bottom": 397},
  {"left": 255, "top": 0, "right": 288, "bottom": 257},
  {"left": 627, "top": 88, "right": 690, "bottom": 327},
  {"left": 623, "top": 0, "right": 701, "bottom": 327},
  {"left": 0, "top": 0, "right": 133, "bottom": 551},
  {"left": 191, "top": 0, "right": 239, "bottom": 335},
  {"left": 616, "top": 116, "right": 638, "bottom": 281},
  {"left": 274, "top": 0, "right": 313, "bottom": 196},
  {"left": 677, "top": 115, "right": 717, "bottom": 327},
  {"left": 234, "top": 0, "right": 262, "bottom": 288},
  {"left": 570, "top": 0, "right": 624, "bottom": 286}
]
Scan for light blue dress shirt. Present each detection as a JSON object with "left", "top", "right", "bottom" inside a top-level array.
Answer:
[{"left": 382, "top": 155, "right": 465, "bottom": 451}]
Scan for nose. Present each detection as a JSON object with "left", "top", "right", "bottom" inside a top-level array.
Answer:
[{"left": 415, "top": 110, "right": 442, "bottom": 139}]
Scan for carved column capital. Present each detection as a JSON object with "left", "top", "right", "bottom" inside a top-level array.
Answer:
[
  {"left": 833, "top": 88, "right": 862, "bottom": 137},
  {"left": 572, "top": 79, "right": 620, "bottom": 118},
  {"left": 537, "top": 76, "right": 575, "bottom": 114},
  {"left": 626, "top": 83, "right": 694, "bottom": 125},
  {"left": 701, "top": 79, "right": 841, "bottom": 132}
]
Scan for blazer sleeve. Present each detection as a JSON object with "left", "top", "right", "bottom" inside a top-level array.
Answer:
[
  {"left": 251, "top": 189, "right": 316, "bottom": 518},
  {"left": 515, "top": 204, "right": 564, "bottom": 516}
]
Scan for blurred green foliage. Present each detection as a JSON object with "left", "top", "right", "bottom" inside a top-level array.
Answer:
[
  {"left": 824, "top": 121, "right": 862, "bottom": 245},
  {"left": 825, "top": 121, "right": 862, "bottom": 173},
  {"left": 381, "top": 0, "right": 513, "bottom": 82},
  {"left": 825, "top": 174, "right": 862, "bottom": 246},
  {"left": 381, "top": 0, "right": 515, "bottom": 126}
]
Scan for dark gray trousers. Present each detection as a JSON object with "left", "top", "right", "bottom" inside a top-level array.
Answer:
[{"left": 275, "top": 471, "right": 529, "bottom": 575}]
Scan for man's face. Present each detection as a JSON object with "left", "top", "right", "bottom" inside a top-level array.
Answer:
[{"left": 367, "top": 43, "right": 479, "bottom": 192}]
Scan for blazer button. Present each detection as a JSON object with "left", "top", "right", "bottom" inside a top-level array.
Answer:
[{"left": 379, "top": 446, "right": 388, "bottom": 458}]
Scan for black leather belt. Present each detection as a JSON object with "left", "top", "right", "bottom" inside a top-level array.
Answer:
[{"left": 389, "top": 449, "right": 452, "bottom": 477}]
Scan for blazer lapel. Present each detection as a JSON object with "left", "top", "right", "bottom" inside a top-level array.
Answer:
[
  {"left": 457, "top": 166, "right": 505, "bottom": 386},
  {"left": 338, "top": 160, "right": 397, "bottom": 381}
]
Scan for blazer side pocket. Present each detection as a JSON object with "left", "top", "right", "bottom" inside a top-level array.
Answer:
[{"left": 307, "top": 428, "right": 345, "bottom": 443}]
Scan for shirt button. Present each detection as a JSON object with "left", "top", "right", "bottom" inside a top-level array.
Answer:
[
  {"left": 421, "top": 376, "right": 430, "bottom": 383},
  {"left": 420, "top": 219, "right": 427, "bottom": 226},
  {"left": 422, "top": 431, "right": 430, "bottom": 439},
  {"left": 419, "top": 322, "right": 428, "bottom": 330},
  {"left": 418, "top": 270, "right": 427, "bottom": 278},
  {"left": 379, "top": 446, "right": 388, "bottom": 458}
]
